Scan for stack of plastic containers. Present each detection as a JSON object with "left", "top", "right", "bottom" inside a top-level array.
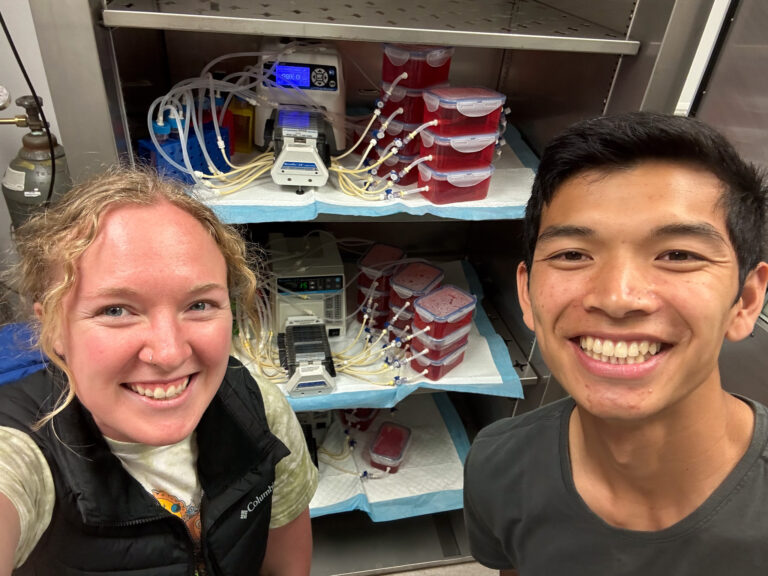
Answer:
[
  {"left": 387, "top": 261, "right": 444, "bottom": 331},
  {"left": 357, "top": 243, "right": 406, "bottom": 329},
  {"left": 380, "top": 44, "right": 454, "bottom": 186},
  {"left": 418, "top": 86, "right": 506, "bottom": 204},
  {"left": 411, "top": 285, "right": 477, "bottom": 380}
]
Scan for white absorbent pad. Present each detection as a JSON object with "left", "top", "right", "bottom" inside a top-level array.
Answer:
[{"left": 310, "top": 392, "right": 469, "bottom": 522}]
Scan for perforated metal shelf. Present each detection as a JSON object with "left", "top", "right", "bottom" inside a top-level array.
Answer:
[{"left": 103, "top": 0, "right": 639, "bottom": 55}]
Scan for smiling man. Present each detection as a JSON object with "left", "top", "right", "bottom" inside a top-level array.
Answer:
[{"left": 464, "top": 112, "right": 768, "bottom": 575}]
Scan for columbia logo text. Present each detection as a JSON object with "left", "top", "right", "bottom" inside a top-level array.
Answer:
[{"left": 240, "top": 484, "right": 274, "bottom": 519}]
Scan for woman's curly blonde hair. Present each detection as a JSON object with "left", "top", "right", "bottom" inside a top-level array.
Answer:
[{"left": 3, "top": 165, "right": 265, "bottom": 427}]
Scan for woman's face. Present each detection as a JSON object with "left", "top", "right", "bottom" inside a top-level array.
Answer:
[{"left": 52, "top": 201, "right": 233, "bottom": 445}]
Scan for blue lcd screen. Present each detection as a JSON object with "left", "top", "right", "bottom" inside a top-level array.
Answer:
[{"left": 275, "top": 64, "right": 310, "bottom": 87}]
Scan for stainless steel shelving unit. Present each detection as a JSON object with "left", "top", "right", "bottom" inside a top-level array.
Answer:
[{"left": 103, "top": 0, "right": 640, "bottom": 54}]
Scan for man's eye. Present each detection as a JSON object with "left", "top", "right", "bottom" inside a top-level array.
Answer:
[
  {"left": 553, "top": 251, "right": 585, "bottom": 261},
  {"left": 660, "top": 250, "right": 701, "bottom": 261}
]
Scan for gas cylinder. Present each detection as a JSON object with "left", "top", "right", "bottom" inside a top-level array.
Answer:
[{"left": 1, "top": 95, "right": 72, "bottom": 228}]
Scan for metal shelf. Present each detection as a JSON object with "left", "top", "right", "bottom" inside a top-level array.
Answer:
[{"left": 103, "top": 0, "right": 639, "bottom": 55}]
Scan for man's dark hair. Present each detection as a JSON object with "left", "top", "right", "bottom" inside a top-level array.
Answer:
[{"left": 523, "top": 111, "right": 767, "bottom": 292}]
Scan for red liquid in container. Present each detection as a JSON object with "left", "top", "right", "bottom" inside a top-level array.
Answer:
[
  {"left": 389, "top": 262, "right": 444, "bottom": 308},
  {"left": 422, "top": 87, "right": 506, "bottom": 136},
  {"left": 382, "top": 44, "right": 453, "bottom": 88},
  {"left": 411, "top": 342, "right": 468, "bottom": 381},
  {"left": 380, "top": 85, "right": 428, "bottom": 126},
  {"left": 357, "top": 243, "right": 406, "bottom": 291},
  {"left": 375, "top": 119, "right": 422, "bottom": 156},
  {"left": 413, "top": 284, "right": 477, "bottom": 339},
  {"left": 371, "top": 148, "right": 419, "bottom": 186},
  {"left": 420, "top": 129, "right": 498, "bottom": 171},
  {"left": 418, "top": 163, "right": 494, "bottom": 205},
  {"left": 369, "top": 422, "right": 412, "bottom": 472},
  {"left": 410, "top": 322, "right": 472, "bottom": 361}
]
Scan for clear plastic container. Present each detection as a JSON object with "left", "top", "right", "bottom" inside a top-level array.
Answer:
[
  {"left": 369, "top": 421, "right": 412, "bottom": 472},
  {"left": 417, "top": 163, "right": 494, "bottom": 205},
  {"left": 411, "top": 322, "right": 471, "bottom": 361},
  {"left": 339, "top": 408, "right": 380, "bottom": 431},
  {"left": 382, "top": 44, "right": 453, "bottom": 88},
  {"left": 357, "top": 306, "right": 389, "bottom": 330},
  {"left": 357, "top": 285, "right": 390, "bottom": 312},
  {"left": 371, "top": 148, "right": 419, "bottom": 186},
  {"left": 375, "top": 119, "right": 422, "bottom": 156},
  {"left": 419, "top": 128, "right": 498, "bottom": 171},
  {"left": 422, "top": 87, "right": 506, "bottom": 136},
  {"left": 411, "top": 342, "right": 468, "bottom": 381},
  {"left": 389, "top": 262, "right": 445, "bottom": 309},
  {"left": 387, "top": 303, "right": 414, "bottom": 331},
  {"left": 380, "top": 85, "right": 428, "bottom": 126},
  {"left": 357, "top": 243, "right": 406, "bottom": 291},
  {"left": 413, "top": 284, "right": 477, "bottom": 339}
]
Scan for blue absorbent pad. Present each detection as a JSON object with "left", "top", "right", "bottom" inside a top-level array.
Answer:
[
  {"left": 138, "top": 125, "right": 230, "bottom": 184},
  {"left": 0, "top": 323, "right": 46, "bottom": 386}
]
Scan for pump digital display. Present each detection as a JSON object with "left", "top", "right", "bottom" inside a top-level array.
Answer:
[{"left": 275, "top": 64, "right": 311, "bottom": 88}]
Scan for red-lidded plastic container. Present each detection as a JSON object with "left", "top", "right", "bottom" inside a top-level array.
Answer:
[
  {"left": 382, "top": 44, "right": 453, "bottom": 88},
  {"left": 411, "top": 322, "right": 471, "bottom": 361},
  {"left": 375, "top": 119, "right": 422, "bottom": 156},
  {"left": 411, "top": 342, "right": 468, "bottom": 381},
  {"left": 370, "top": 148, "right": 419, "bottom": 186},
  {"left": 357, "top": 243, "right": 406, "bottom": 291},
  {"left": 413, "top": 284, "right": 477, "bottom": 339},
  {"left": 339, "top": 408, "right": 380, "bottom": 431},
  {"left": 357, "top": 285, "right": 389, "bottom": 312},
  {"left": 420, "top": 128, "right": 498, "bottom": 171},
  {"left": 422, "top": 87, "right": 506, "bottom": 136},
  {"left": 389, "top": 262, "right": 444, "bottom": 309},
  {"left": 418, "top": 163, "right": 494, "bottom": 205},
  {"left": 387, "top": 303, "right": 414, "bottom": 331},
  {"left": 369, "top": 421, "right": 412, "bottom": 473},
  {"left": 380, "top": 85, "right": 428, "bottom": 126}
]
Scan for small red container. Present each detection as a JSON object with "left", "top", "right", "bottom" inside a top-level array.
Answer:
[
  {"left": 389, "top": 262, "right": 444, "bottom": 309},
  {"left": 419, "top": 128, "right": 498, "bottom": 171},
  {"left": 357, "top": 243, "right": 406, "bottom": 291},
  {"left": 410, "top": 322, "right": 471, "bottom": 361},
  {"left": 382, "top": 44, "right": 453, "bottom": 88},
  {"left": 371, "top": 148, "right": 419, "bottom": 186},
  {"left": 375, "top": 119, "right": 422, "bottom": 156},
  {"left": 339, "top": 408, "right": 380, "bottom": 431},
  {"left": 387, "top": 303, "right": 414, "bottom": 331},
  {"left": 411, "top": 342, "right": 468, "bottom": 381},
  {"left": 418, "top": 163, "right": 494, "bottom": 205},
  {"left": 369, "top": 421, "right": 412, "bottom": 473},
  {"left": 380, "top": 85, "right": 428, "bottom": 126},
  {"left": 422, "top": 87, "right": 506, "bottom": 136},
  {"left": 357, "top": 285, "right": 389, "bottom": 312},
  {"left": 413, "top": 284, "right": 477, "bottom": 339}
]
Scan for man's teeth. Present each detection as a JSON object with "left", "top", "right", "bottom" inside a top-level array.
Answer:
[
  {"left": 129, "top": 377, "right": 189, "bottom": 400},
  {"left": 580, "top": 336, "right": 661, "bottom": 364}
]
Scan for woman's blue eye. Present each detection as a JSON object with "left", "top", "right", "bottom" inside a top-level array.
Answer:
[
  {"left": 189, "top": 302, "right": 209, "bottom": 311},
  {"left": 102, "top": 306, "right": 125, "bottom": 317}
]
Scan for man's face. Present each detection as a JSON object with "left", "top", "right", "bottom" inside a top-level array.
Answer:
[
  {"left": 54, "top": 201, "right": 233, "bottom": 445},
  {"left": 518, "top": 160, "right": 766, "bottom": 421}
]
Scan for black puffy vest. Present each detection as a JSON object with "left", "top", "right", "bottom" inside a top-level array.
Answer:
[{"left": 0, "top": 357, "right": 289, "bottom": 575}]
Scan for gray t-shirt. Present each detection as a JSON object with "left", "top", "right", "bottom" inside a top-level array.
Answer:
[{"left": 464, "top": 396, "right": 768, "bottom": 575}]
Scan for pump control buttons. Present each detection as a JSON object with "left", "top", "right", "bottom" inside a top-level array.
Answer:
[{"left": 311, "top": 68, "right": 329, "bottom": 87}]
